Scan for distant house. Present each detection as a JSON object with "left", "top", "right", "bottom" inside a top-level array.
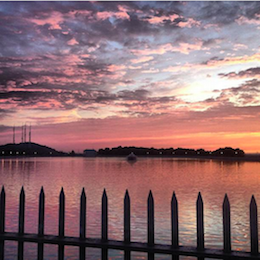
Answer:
[{"left": 83, "top": 149, "right": 97, "bottom": 157}]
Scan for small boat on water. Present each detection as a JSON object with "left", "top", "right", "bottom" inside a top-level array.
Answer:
[{"left": 127, "top": 152, "right": 137, "bottom": 161}]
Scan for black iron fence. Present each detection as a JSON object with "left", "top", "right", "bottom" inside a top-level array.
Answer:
[{"left": 0, "top": 186, "right": 259, "bottom": 259}]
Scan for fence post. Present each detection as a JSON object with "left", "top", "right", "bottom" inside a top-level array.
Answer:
[
  {"left": 197, "top": 192, "right": 204, "bottom": 260},
  {"left": 0, "top": 186, "right": 5, "bottom": 260},
  {"left": 171, "top": 192, "right": 179, "bottom": 260},
  {"left": 148, "top": 190, "right": 154, "bottom": 260},
  {"left": 223, "top": 194, "right": 231, "bottom": 253},
  {"left": 124, "top": 190, "right": 130, "bottom": 260},
  {"left": 79, "top": 188, "right": 86, "bottom": 260},
  {"left": 250, "top": 195, "right": 258, "bottom": 255},
  {"left": 37, "top": 187, "right": 45, "bottom": 260},
  {"left": 58, "top": 187, "right": 65, "bottom": 260},
  {"left": 18, "top": 187, "right": 25, "bottom": 260},
  {"left": 102, "top": 189, "right": 108, "bottom": 260}
]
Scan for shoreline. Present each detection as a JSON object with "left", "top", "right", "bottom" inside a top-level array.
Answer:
[{"left": 0, "top": 154, "right": 259, "bottom": 162}]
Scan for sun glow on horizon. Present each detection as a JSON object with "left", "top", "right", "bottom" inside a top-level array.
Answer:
[{"left": 0, "top": 1, "right": 260, "bottom": 152}]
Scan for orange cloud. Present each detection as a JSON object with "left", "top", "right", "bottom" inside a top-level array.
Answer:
[{"left": 164, "top": 53, "right": 260, "bottom": 73}]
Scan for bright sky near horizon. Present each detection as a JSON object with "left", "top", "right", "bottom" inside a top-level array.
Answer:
[{"left": 0, "top": 1, "right": 260, "bottom": 153}]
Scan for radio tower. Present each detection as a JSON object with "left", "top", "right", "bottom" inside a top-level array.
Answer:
[
  {"left": 21, "top": 125, "right": 24, "bottom": 143},
  {"left": 29, "top": 124, "right": 31, "bottom": 143},
  {"left": 13, "top": 126, "right": 15, "bottom": 144},
  {"left": 24, "top": 124, "right": 26, "bottom": 143}
]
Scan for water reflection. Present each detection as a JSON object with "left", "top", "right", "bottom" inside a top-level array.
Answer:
[{"left": 0, "top": 157, "right": 259, "bottom": 259}]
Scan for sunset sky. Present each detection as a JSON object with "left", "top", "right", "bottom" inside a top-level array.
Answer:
[{"left": 1, "top": 1, "right": 260, "bottom": 153}]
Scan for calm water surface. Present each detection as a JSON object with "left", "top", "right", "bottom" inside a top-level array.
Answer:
[{"left": 1, "top": 157, "right": 260, "bottom": 259}]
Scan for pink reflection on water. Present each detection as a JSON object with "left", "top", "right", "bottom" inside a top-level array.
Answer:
[{"left": 1, "top": 157, "right": 260, "bottom": 259}]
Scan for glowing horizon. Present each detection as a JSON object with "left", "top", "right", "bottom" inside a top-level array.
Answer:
[{"left": 1, "top": 2, "right": 260, "bottom": 153}]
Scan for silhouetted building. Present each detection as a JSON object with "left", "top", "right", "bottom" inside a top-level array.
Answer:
[{"left": 83, "top": 149, "right": 97, "bottom": 157}]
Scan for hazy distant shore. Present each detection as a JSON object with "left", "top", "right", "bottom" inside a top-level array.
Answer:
[
  {"left": 0, "top": 143, "right": 259, "bottom": 162},
  {"left": 98, "top": 154, "right": 260, "bottom": 162},
  {"left": 1, "top": 154, "right": 259, "bottom": 162}
]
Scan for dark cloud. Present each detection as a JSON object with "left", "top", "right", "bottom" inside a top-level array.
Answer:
[
  {"left": 0, "top": 1, "right": 259, "bottom": 119},
  {"left": 219, "top": 67, "right": 260, "bottom": 79},
  {"left": 198, "top": 2, "right": 242, "bottom": 26},
  {"left": 202, "top": 38, "right": 223, "bottom": 47},
  {"left": 210, "top": 79, "right": 260, "bottom": 107},
  {"left": 116, "top": 14, "right": 159, "bottom": 35}
]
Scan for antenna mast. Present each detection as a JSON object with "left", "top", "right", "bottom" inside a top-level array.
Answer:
[
  {"left": 29, "top": 124, "right": 31, "bottom": 143},
  {"left": 13, "top": 126, "right": 15, "bottom": 144},
  {"left": 24, "top": 124, "right": 26, "bottom": 143},
  {"left": 21, "top": 125, "right": 23, "bottom": 143}
]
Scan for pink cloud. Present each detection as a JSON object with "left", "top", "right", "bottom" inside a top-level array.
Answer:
[
  {"left": 178, "top": 18, "right": 201, "bottom": 28},
  {"left": 145, "top": 13, "right": 200, "bottom": 29},
  {"left": 142, "top": 68, "right": 160, "bottom": 73},
  {"left": 96, "top": 10, "right": 130, "bottom": 21},
  {"left": 236, "top": 15, "right": 260, "bottom": 27},
  {"left": 131, "top": 56, "right": 154, "bottom": 64},
  {"left": 107, "top": 64, "right": 126, "bottom": 72},
  {"left": 67, "top": 38, "right": 79, "bottom": 46},
  {"left": 146, "top": 14, "right": 179, "bottom": 24},
  {"left": 28, "top": 11, "right": 64, "bottom": 30},
  {"left": 131, "top": 40, "right": 204, "bottom": 56}
]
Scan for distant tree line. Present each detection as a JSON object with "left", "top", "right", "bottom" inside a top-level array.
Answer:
[{"left": 98, "top": 146, "right": 245, "bottom": 157}]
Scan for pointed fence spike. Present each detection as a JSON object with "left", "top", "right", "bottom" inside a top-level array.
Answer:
[
  {"left": 124, "top": 189, "right": 131, "bottom": 259},
  {"left": 102, "top": 189, "right": 107, "bottom": 199},
  {"left": 1, "top": 186, "right": 5, "bottom": 196},
  {"left": 80, "top": 187, "right": 86, "bottom": 238},
  {"left": 250, "top": 195, "right": 258, "bottom": 255},
  {"left": 59, "top": 188, "right": 65, "bottom": 237},
  {"left": 124, "top": 189, "right": 131, "bottom": 242},
  {"left": 148, "top": 190, "right": 154, "bottom": 260},
  {"left": 171, "top": 191, "right": 176, "bottom": 201},
  {"left": 102, "top": 189, "right": 108, "bottom": 260},
  {"left": 223, "top": 194, "right": 231, "bottom": 253},
  {"left": 18, "top": 186, "right": 25, "bottom": 260},
  {"left": 197, "top": 192, "right": 202, "bottom": 201},
  {"left": 58, "top": 188, "right": 65, "bottom": 259},
  {"left": 0, "top": 185, "right": 5, "bottom": 259},
  {"left": 0, "top": 185, "right": 5, "bottom": 233},
  {"left": 171, "top": 192, "right": 179, "bottom": 248},
  {"left": 196, "top": 192, "right": 204, "bottom": 251},
  {"left": 81, "top": 187, "right": 86, "bottom": 196},
  {"left": 19, "top": 187, "right": 25, "bottom": 233},
  {"left": 38, "top": 187, "right": 45, "bottom": 260},
  {"left": 79, "top": 187, "right": 86, "bottom": 260},
  {"left": 251, "top": 195, "right": 257, "bottom": 207},
  {"left": 102, "top": 189, "right": 108, "bottom": 241},
  {"left": 38, "top": 187, "right": 45, "bottom": 235}
]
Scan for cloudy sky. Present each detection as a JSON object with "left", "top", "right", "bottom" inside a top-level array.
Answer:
[{"left": 1, "top": 1, "right": 260, "bottom": 152}]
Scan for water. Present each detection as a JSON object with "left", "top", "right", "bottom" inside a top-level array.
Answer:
[{"left": 0, "top": 157, "right": 260, "bottom": 259}]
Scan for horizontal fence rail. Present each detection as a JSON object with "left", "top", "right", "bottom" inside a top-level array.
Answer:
[{"left": 0, "top": 187, "right": 259, "bottom": 259}]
